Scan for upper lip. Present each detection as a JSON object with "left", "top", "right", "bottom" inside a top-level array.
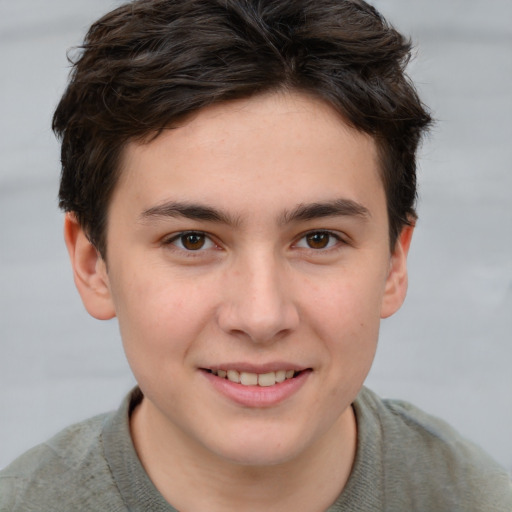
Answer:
[{"left": 202, "top": 362, "right": 310, "bottom": 374}]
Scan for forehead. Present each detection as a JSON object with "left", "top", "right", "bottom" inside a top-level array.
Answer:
[{"left": 114, "top": 92, "right": 384, "bottom": 222}]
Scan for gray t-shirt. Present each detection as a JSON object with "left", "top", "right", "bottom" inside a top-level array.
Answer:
[{"left": 1, "top": 387, "right": 510, "bottom": 511}]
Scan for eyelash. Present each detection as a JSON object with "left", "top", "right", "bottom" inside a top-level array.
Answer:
[
  {"left": 293, "top": 230, "right": 345, "bottom": 251},
  {"left": 162, "top": 230, "right": 346, "bottom": 254},
  {"left": 162, "top": 231, "right": 217, "bottom": 252}
]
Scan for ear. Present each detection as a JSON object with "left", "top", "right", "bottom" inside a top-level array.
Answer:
[
  {"left": 64, "top": 213, "right": 116, "bottom": 320},
  {"left": 380, "top": 224, "right": 414, "bottom": 319}
]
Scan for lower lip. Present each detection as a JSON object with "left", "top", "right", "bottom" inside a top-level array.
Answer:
[{"left": 202, "top": 370, "right": 311, "bottom": 408}]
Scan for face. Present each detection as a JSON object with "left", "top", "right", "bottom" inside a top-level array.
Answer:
[{"left": 69, "top": 92, "right": 410, "bottom": 468}]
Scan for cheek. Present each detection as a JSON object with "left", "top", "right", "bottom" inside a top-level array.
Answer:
[
  {"left": 110, "top": 269, "right": 215, "bottom": 367},
  {"left": 306, "top": 270, "right": 385, "bottom": 336},
  {"left": 303, "top": 271, "right": 384, "bottom": 379}
]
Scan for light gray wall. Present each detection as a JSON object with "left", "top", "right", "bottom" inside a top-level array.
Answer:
[{"left": 1, "top": 0, "right": 511, "bottom": 472}]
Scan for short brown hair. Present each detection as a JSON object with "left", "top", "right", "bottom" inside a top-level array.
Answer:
[{"left": 54, "top": 0, "right": 432, "bottom": 258}]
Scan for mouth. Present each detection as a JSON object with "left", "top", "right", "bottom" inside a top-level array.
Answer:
[{"left": 204, "top": 368, "right": 307, "bottom": 387}]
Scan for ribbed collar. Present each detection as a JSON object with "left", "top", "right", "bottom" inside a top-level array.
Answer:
[
  {"left": 102, "top": 387, "right": 382, "bottom": 511},
  {"left": 102, "top": 388, "right": 178, "bottom": 511}
]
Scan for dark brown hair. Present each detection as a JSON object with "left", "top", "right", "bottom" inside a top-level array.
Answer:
[{"left": 53, "top": 0, "right": 432, "bottom": 258}]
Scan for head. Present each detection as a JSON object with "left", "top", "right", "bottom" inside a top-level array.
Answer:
[
  {"left": 55, "top": 0, "right": 432, "bottom": 471},
  {"left": 54, "top": 0, "right": 431, "bottom": 260}
]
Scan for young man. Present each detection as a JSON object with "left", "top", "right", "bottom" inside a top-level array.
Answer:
[{"left": 1, "top": 0, "right": 510, "bottom": 510}]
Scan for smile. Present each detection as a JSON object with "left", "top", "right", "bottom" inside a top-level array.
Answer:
[
  {"left": 207, "top": 369, "right": 300, "bottom": 387},
  {"left": 202, "top": 367, "right": 311, "bottom": 407}
]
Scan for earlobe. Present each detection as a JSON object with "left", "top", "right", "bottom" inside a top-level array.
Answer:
[
  {"left": 380, "top": 225, "right": 414, "bottom": 319},
  {"left": 64, "top": 213, "right": 116, "bottom": 320}
]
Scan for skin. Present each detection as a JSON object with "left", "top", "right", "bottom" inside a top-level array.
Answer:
[{"left": 65, "top": 91, "right": 413, "bottom": 511}]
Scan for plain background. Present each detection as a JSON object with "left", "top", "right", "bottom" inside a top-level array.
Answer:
[{"left": 1, "top": 0, "right": 511, "bottom": 472}]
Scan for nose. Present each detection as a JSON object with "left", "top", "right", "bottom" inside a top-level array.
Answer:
[{"left": 216, "top": 251, "right": 300, "bottom": 344}]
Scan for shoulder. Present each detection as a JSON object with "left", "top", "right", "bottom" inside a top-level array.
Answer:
[
  {"left": 354, "top": 387, "right": 512, "bottom": 511},
  {"left": 0, "top": 412, "right": 124, "bottom": 512}
]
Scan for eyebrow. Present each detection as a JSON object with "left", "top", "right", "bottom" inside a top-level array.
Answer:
[
  {"left": 139, "top": 201, "right": 240, "bottom": 226},
  {"left": 139, "top": 198, "right": 370, "bottom": 226},
  {"left": 279, "top": 198, "right": 371, "bottom": 225}
]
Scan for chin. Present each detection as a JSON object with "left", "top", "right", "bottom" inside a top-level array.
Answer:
[
  {"left": 218, "top": 447, "right": 299, "bottom": 468},
  {"left": 206, "top": 427, "right": 312, "bottom": 468}
]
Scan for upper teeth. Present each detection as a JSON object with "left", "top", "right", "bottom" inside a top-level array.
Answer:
[{"left": 212, "top": 369, "right": 296, "bottom": 387}]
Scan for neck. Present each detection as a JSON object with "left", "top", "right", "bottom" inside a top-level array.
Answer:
[{"left": 130, "top": 398, "right": 357, "bottom": 512}]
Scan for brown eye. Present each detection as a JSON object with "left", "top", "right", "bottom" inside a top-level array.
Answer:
[
  {"left": 295, "top": 231, "right": 342, "bottom": 251},
  {"left": 306, "top": 232, "right": 330, "bottom": 249},
  {"left": 165, "top": 231, "right": 216, "bottom": 254},
  {"left": 180, "top": 233, "right": 206, "bottom": 250}
]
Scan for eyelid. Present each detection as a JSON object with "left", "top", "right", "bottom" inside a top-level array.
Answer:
[
  {"left": 163, "top": 230, "right": 218, "bottom": 251},
  {"left": 293, "top": 229, "right": 347, "bottom": 250},
  {"left": 161, "top": 229, "right": 348, "bottom": 253}
]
